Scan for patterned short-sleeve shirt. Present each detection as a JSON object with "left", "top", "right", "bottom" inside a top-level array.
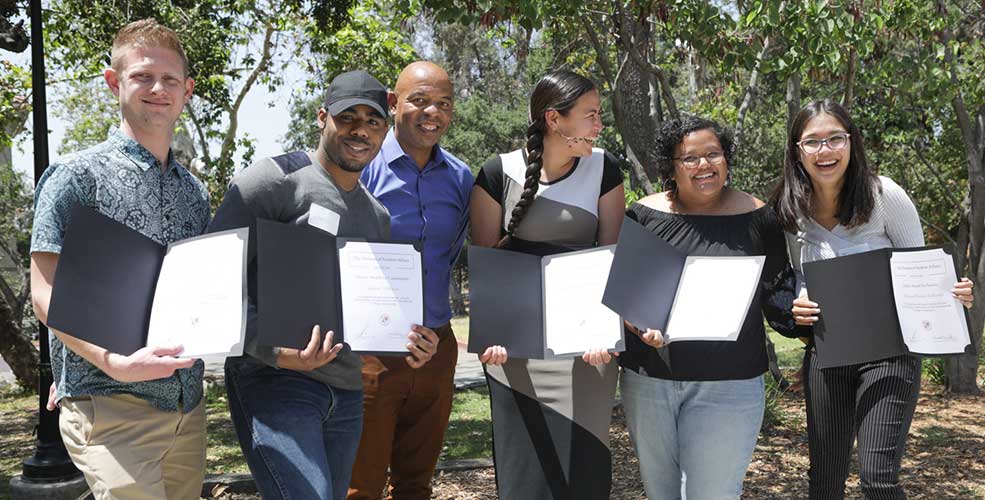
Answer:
[{"left": 31, "top": 128, "right": 211, "bottom": 412}]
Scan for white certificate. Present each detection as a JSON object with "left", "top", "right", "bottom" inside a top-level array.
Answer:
[
  {"left": 146, "top": 228, "right": 249, "bottom": 357},
  {"left": 338, "top": 241, "right": 424, "bottom": 353},
  {"left": 664, "top": 256, "right": 765, "bottom": 342},
  {"left": 890, "top": 249, "right": 971, "bottom": 354},
  {"left": 542, "top": 246, "right": 623, "bottom": 356}
]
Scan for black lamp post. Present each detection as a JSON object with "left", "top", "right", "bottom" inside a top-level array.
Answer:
[{"left": 10, "top": 0, "right": 87, "bottom": 497}]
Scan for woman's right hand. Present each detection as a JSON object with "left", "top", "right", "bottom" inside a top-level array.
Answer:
[
  {"left": 480, "top": 345, "right": 508, "bottom": 365},
  {"left": 792, "top": 289, "right": 820, "bottom": 326},
  {"left": 626, "top": 321, "right": 666, "bottom": 349}
]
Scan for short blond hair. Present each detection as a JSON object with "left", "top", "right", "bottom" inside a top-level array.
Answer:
[{"left": 110, "top": 18, "right": 189, "bottom": 76}]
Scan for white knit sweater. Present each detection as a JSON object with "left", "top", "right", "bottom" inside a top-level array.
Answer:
[{"left": 786, "top": 175, "right": 925, "bottom": 294}]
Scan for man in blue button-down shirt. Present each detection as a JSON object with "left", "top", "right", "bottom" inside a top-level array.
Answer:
[
  {"left": 30, "top": 20, "right": 210, "bottom": 500},
  {"left": 348, "top": 62, "right": 473, "bottom": 500}
]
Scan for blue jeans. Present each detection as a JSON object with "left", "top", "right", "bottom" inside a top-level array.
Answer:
[
  {"left": 620, "top": 368, "right": 765, "bottom": 500},
  {"left": 225, "top": 359, "right": 363, "bottom": 500}
]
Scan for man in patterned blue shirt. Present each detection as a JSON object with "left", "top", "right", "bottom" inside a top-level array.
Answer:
[{"left": 30, "top": 19, "right": 210, "bottom": 500}]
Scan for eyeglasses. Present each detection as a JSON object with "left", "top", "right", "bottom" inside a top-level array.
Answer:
[
  {"left": 673, "top": 151, "right": 725, "bottom": 169},
  {"left": 797, "top": 133, "right": 850, "bottom": 154}
]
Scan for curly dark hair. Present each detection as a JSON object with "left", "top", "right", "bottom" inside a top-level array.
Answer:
[{"left": 654, "top": 115, "right": 736, "bottom": 197}]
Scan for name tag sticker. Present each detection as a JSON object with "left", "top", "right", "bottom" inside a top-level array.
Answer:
[{"left": 307, "top": 203, "right": 340, "bottom": 235}]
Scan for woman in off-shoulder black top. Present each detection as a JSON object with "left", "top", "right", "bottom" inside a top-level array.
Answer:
[
  {"left": 620, "top": 203, "right": 798, "bottom": 381},
  {"left": 619, "top": 116, "right": 799, "bottom": 500}
]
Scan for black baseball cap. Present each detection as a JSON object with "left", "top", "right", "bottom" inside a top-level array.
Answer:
[{"left": 324, "top": 70, "right": 389, "bottom": 118}]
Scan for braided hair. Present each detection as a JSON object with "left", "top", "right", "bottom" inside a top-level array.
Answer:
[{"left": 500, "top": 70, "right": 597, "bottom": 247}]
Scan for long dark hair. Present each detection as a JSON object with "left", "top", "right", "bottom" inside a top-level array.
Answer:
[
  {"left": 771, "top": 99, "right": 879, "bottom": 232},
  {"left": 499, "top": 70, "right": 597, "bottom": 246}
]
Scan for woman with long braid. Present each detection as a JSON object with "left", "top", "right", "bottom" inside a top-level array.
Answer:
[{"left": 469, "top": 70, "right": 625, "bottom": 500}]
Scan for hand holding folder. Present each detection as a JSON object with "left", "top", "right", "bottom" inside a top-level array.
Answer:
[{"left": 46, "top": 204, "right": 248, "bottom": 358}]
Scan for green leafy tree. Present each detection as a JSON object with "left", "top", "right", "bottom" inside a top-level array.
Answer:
[
  {"left": 0, "top": 55, "right": 39, "bottom": 390},
  {"left": 282, "top": 3, "right": 417, "bottom": 152},
  {"left": 44, "top": 0, "right": 357, "bottom": 203}
]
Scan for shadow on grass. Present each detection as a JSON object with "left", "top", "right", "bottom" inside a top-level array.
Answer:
[{"left": 441, "top": 386, "right": 492, "bottom": 462}]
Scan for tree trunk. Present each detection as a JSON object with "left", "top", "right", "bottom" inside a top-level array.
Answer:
[
  {"left": 941, "top": 18, "right": 984, "bottom": 393},
  {"left": 785, "top": 72, "right": 801, "bottom": 132},
  {"left": 842, "top": 47, "right": 857, "bottom": 112},
  {"left": 0, "top": 292, "right": 38, "bottom": 390},
  {"left": 612, "top": 8, "right": 662, "bottom": 184},
  {"left": 449, "top": 258, "right": 467, "bottom": 317}
]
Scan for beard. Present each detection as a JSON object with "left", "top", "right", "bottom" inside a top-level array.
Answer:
[{"left": 323, "top": 140, "right": 371, "bottom": 173}]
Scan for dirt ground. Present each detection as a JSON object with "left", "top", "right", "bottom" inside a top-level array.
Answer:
[{"left": 427, "top": 384, "right": 985, "bottom": 500}]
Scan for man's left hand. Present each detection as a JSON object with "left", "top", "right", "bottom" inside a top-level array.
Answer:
[{"left": 406, "top": 325, "right": 439, "bottom": 368}]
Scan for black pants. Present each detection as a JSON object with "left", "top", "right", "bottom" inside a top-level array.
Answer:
[{"left": 804, "top": 349, "right": 921, "bottom": 500}]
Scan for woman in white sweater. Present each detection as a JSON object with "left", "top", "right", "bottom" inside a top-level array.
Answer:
[{"left": 770, "top": 99, "right": 974, "bottom": 499}]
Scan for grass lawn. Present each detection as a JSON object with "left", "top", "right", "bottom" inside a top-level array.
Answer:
[
  {"left": 441, "top": 386, "right": 492, "bottom": 462},
  {"left": 769, "top": 329, "right": 807, "bottom": 370}
]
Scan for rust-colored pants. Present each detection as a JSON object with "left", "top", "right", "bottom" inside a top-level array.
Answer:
[{"left": 347, "top": 323, "right": 458, "bottom": 500}]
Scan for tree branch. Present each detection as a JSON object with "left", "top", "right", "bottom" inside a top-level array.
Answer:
[
  {"left": 842, "top": 46, "right": 857, "bottom": 111},
  {"left": 941, "top": 15, "right": 984, "bottom": 183},
  {"left": 625, "top": 143, "right": 657, "bottom": 195},
  {"left": 921, "top": 216, "right": 958, "bottom": 247},
  {"left": 185, "top": 105, "right": 212, "bottom": 167},
  {"left": 0, "top": 238, "right": 25, "bottom": 311},
  {"left": 580, "top": 14, "right": 614, "bottom": 86},
  {"left": 735, "top": 0, "right": 788, "bottom": 151},
  {"left": 908, "top": 141, "right": 961, "bottom": 211},
  {"left": 218, "top": 22, "right": 276, "bottom": 169}
]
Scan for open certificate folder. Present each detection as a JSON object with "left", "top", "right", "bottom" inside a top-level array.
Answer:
[
  {"left": 602, "top": 217, "right": 765, "bottom": 343},
  {"left": 256, "top": 219, "right": 424, "bottom": 354},
  {"left": 803, "top": 246, "right": 972, "bottom": 368},
  {"left": 47, "top": 204, "right": 248, "bottom": 357},
  {"left": 467, "top": 245, "right": 624, "bottom": 359}
]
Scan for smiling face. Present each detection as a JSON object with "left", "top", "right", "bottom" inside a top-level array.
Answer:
[
  {"left": 798, "top": 112, "right": 851, "bottom": 192},
  {"left": 106, "top": 45, "right": 193, "bottom": 138},
  {"left": 672, "top": 128, "right": 728, "bottom": 203},
  {"left": 547, "top": 88, "right": 603, "bottom": 157},
  {"left": 391, "top": 63, "right": 454, "bottom": 157},
  {"left": 317, "top": 104, "right": 388, "bottom": 172}
]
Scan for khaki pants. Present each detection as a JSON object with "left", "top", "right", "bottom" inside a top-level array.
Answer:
[
  {"left": 347, "top": 324, "right": 458, "bottom": 500},
  {"left": 59, "top": 394, "right": 206, "bottom": 500}
]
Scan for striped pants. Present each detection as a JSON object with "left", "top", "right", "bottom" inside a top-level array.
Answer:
[{"left": 804, "top": 349, "right": 920, "bottom": 500}]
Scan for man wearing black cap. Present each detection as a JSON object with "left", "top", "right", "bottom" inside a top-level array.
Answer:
[{"left": 208, "top": 70, "right": 440, "bottom": 500}]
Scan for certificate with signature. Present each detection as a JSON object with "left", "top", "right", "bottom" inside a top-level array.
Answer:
[
  {"left": 256, "top": 219, "right": 423, "bottom": 354},
  {"left": 468, "top": 245, "right": 623, "bottom": 359},
  {"left": 47, "top": 204, "right": 248, "bottom": 357},
  {"left": 803, "top": 246, "right": 972, "bottom": 368},
  {"left": 890, "top": 249, "right": 972, "bottom": 355},
  {"left": 338, "top": 241, "right": 424, "bottom": 353}
]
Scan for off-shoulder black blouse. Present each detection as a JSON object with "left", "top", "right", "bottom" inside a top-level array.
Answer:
[{"left": 619, "top": 202, "right": 801, "bottom": 381}]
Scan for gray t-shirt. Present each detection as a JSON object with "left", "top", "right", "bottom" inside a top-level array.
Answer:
[{"left": 209, "top": 151, "right": 391, "bottom": 390}]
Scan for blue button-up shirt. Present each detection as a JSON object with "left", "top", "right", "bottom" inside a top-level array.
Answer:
[
  {"left": 361, "top": 130, "right": 473, "bottom": 328},
  {"left": 31, "top": 128, "right": 211, "bottom": 412}
]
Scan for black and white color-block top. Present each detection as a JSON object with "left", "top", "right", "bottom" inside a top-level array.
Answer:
[
  {"left": 475, "top": 148, "right": 623, "bottom": 249},
  {"left": 474, "top": 147, "right": 623, "bottom": 500}
]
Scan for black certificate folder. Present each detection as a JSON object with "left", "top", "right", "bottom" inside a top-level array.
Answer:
[
  {"left": 47, "top": 205, "right": 167, "bottom": 356},
  {"left": 803, "top": 246, "right": 972, "bottom": 369},
  {"left": 256, "top": 219, "right": 425, "bottom": 354},
  {"left": 467, "top": 245, "right": 624, "bottom": 359},
  {"left": 601, "top": 216, "right": 686, "bottom": 333},
  {"left": 47, "top": 204, "right": 249, "bottom": 357}
]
